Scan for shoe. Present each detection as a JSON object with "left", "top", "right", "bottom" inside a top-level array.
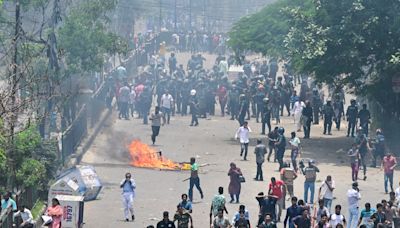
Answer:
[
  {"left": 189, "top": 124, "right": 193, "bottom": 126},
  {"left": 125, "top": 219, "right": 129, "bottom": 222},
  {"left": 240, "top": 152, "right": 243, "bottom": 156},
  {"left": 363, "top": 176, "right": 367, "bottom": 181},
  {"left": 229, "top": 199, "right": 234, "bottom": 203},
  {"left": 328, "top": 132, "right": 332, "bottom": 135},
  {"left": 201, "top": 193, "right": 204, "bottom": 199},
  {"left": 194, "top": 123, "right": 199, "bottom": 126},
  {"left": 132, "top": 215, "right": 135, "bottom": 221},
  {"left": 253, "top": 178, "right": 259, "bottom": 181},
  {"left": 243, "top": 158, "right": 247, "bottom": 161}
]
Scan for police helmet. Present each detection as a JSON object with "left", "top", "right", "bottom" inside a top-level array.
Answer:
[
  {"left": 263, "top": 98, "right": 269, "bottom": 103},
  {"left": 239, "top": 94, "right": 246, "bottom": 99},
  {"left": 278, "top": 127, "right": 285, "bottom": 135},
  {"left": 190, "top": 89, "right": 196, "bottom": 96}
]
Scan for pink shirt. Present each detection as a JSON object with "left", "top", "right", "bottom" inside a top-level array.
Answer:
[{"left": 383, "top": 156, "right": 397, "bottom": 174}]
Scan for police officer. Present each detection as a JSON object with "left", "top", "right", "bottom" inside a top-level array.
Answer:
[
  {"left": 275, "top": 127, "right": 287, "bottom": 171},
  {"left": 238, "top": 94, "right": 249, "bottom": 126},
  {"left": 228, "top": 85, "right": 240, "bottom": 120},
  {"left": 189, "top": 89, "right": 199, "bottom": 126},
  {"left": 312, "top": 88, "right": 322, "bottom": 125},
  {"left": 322, "top": 100, "right": 334, "bottom": 135},
  {"left": 261, "top": 98, "right": 272, "bottom": 134},
  {"left": 346, "top": 99, "right": 358, "bottom": 137},
  {"left": 333, "top": 93, "right": 344, "bottom": 130},
  {"left": 358, "top": 104, "right": 371, "bottom": 136},
  {"left": 371, "top": 128, "right": 385, "bottom": 167},
  {"left": 255, "top": 86, "right": 266, "bottom": 123}
]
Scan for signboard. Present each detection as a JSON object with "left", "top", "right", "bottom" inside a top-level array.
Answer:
[{"left": 393, "top": 75, "right": 400, "bottom": 93}]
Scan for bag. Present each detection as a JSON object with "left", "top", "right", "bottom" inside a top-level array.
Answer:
[
  {"left": 239, "top": 175, "right": 246, "bottom": 183},
  {"left": 42, "top": 215, "right": 53, "bottom": 226}
]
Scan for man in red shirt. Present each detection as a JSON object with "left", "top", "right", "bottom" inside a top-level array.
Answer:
[
  {"left": 268, "top": 177, "right": 286, "bottom": 222},
  {"left": 217, "top": 85, "right": 227, "bottom": 117},
  {"left": 382, "top": 152, "right": 397, "bottom": 194}
]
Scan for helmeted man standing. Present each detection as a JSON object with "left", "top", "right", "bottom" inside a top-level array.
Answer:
[
  {"left": 120, "top": 172, "right": 136, "bottom": 222},
  {"left": 346, "top": 99, "right": 358, "bottom": 137},
  {"left": 254, "top": 139, "right": 267, "bottom": 181},
  {"left": 261, "top": 98, "right": 272, "bottom": 134},
  {"left": 322, "top": 100, "right": 334, "bottom": 135},
  {"left": 358, "top": 104, "right": 371, "bottom": 136}
]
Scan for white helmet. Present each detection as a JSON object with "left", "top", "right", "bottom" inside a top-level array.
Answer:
[{"left": 190, "top": 89, "right": 196, "bottom": 96}]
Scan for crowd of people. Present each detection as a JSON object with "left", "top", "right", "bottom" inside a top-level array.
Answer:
[{"left": 103, "top": 45, "right": 399, "bottom": 228}]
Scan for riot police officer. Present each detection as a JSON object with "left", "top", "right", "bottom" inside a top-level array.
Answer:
[
  {"left": 322, "top": 100, "right": 334, "bottom": 135},
  {"left": 261, "top": 98, "right": 272, "bottom": 134},
  {"left": 346, "top": 99, "right": 358, "bottom": 137}
]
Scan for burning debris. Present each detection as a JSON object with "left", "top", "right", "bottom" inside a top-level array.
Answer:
[{"left": 128, "top": 140, "right": 191, "bottom": 170}]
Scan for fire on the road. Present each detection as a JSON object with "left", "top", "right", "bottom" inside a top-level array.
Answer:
[{"left": 128, "top": 140, "right": 191, "bottom": 170}]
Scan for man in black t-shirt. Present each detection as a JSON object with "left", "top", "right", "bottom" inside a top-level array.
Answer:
[{"left": 157, "top": 211, "right": 176, "bottom": 228}]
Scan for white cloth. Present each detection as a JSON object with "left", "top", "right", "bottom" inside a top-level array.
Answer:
[
  {"left": 235, "top": 126, "right": 251, "bottom": 143},
  {"left": 329, "top": 214, "right": 345, "bottom": 227},
  {"left": 161, "top": 94, "right": 174, "bottom": 109},
  {"left": 320, "top": 180, "right": 335, "bottom": 200},
  {"left": 292, "top": 101, "right": 305, "bottom": 130},
  {"left": 14, "top": 208, "right": 33, "bottom": 224},
  {"left": 289, "top": 137, "right": 301, "bottom": 148},
  {"left": 347, "top": 188, "right": 361, "bottom": 208},
  {"left": 395, "top": 187, "right": 400, "bottom": 201},
  {"left": 122, "top": 192, "right": 134, "bottom": 219}
]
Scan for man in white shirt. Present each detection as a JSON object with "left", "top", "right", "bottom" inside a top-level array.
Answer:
[
  {"left": 160, "top": 90, "right": 174, "bottom": 124},
  {"left": 14, "top": 205, "right": 34, "bottom": 228},
  {"left": 120, "top": 172, "right": 136, "bottom": 222},
  {"left": 318, "top": 175, "right": 335, "bottom": 213},
  {"left": 347, "top": 182, "right": 361, "bottom": 228},
  {"left": 291, "top": 99, "right": 305, "bottom": 132},
  {"left": 395, "top": 181, "right": 400, "bottom": 201},
  {"left": 234, "top": 121, "right": 251, "bottom": 160}
]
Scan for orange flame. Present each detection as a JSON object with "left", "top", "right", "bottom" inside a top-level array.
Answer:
[{"left": 128, "top": 140, "right": 190, "bottom": 170}]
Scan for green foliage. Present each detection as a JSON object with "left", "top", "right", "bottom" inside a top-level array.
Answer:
[{"left": 16, "top": 158, "right": 46, "bottom": 188}]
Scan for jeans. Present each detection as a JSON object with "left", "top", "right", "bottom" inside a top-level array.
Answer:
[
  {"left": 256, "top": 162, "right": 263, "bottom": 180},
  {"left": 347, "top": 120, "right": 356, "bottom": 136},
  {"left": 162, "top": 107, "right": 171, "bottom": 123},
  {"left": 323, "top": 198, "right": 333, "bottom": 213},
  {"left": 188, "top": 177, "right": 203, "bottom": 201},
  {"left": 291, "top": 149, "right": 299, "bottom": 172},
  {"left": 151, "top": 126, "right": 160, "bottom": 144},
  {"left": 384, "top": 173, "right": 394, "bottom": 193},
  {"left": 277, "top": 148, "right": 285, "bottom": 170},
  {"left": 240, "top": 143, "right": 249, "bottom": 159},
  {"left": 261, "top": 118, "right": 271, "bottom": 134},
  {"left": 191, "top": 111, "right": 198, "bottom": 125},
  {"left": 304, "top": 181, "right": 315, "bottom": 204},
  {"left": 347, "top": 206, "right": 359, "bottom": 228},
  {"left": 323, "top": 119, "right": 332, "bottom": 134}
]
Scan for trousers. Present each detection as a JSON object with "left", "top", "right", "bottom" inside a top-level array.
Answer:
[{"left": 122, "top": 192, "right": 134, "bottom": 219}]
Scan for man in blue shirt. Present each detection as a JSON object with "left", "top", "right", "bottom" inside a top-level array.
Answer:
[
  {"left": 284, "top": 197, "right": 302, "bottom": 228},
  {"left": 1, "top": 192, "right": 17, "bottom": 212},
  {"left": 178, "top": 194, "right": 192, "bottom": 213},
  {"left": 120, "top": 172, "right": 136, "bottom": 222}
]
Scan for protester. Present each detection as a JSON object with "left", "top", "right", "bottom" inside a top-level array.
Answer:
[
  {"left": 347, "top": 144, "right": 360, "bottom": 182},
  {"left": 161, "top": 90, "right": 174, "bottom": 124},
  {"left": 268, "top": 177, "right": 285, "bottom": 222},
  {"left": 315, "top": 199, "right": 330, "bottom": 223},
  {"left": 157, "top": 211, "right": 176, "bottom": 228},
  {"left": 314, "top": 213, "right": 330, "bottom": 228},
  {"left": 212, "top": 208, "right": 231, "bottom": 228},
  {"left": 45, "top": 198, "right": 63, "bottom": 228},
  {"left": 120, "top": 172, "right": 136, "bottom": 221},
  {"left": 14, "top": 205, "right": 34, "bottom": 228},
  {"left": 174, "top": 205, "right": 193, "bottom": 228},
  {"left": 178, "top": 194, "right": 192, "bottom": 213},
  {"left": 231, "top": 205, "right": 250, "bottom": 228},
  {"left": 284, "top": 197, "right": 302, "bottom": 228},
  {"left": 347, "top": 182, "right": 361, "bottom": 228},
  {"left": 292, "top": 209, "right": 311, "bottom": 228},
  {"left": 259, "top": 213, "right": 277, "bottom": 228},
  {"left": 1, "top": 192, "right": 17, "bottom": 211},
  {"left": 210, "top": 187, "right": 228, "bottom": 218},
  {"left": 280, "top": 162, "right": 297, "bottom": 198},
  {"left": 357, "top": 203, "right": 375, "bottom": 228},
  {"left": 370, "top": 203, "right": 389, "bottom": 227},
  {"left": 188, "top": 157, "right": 204, "bottom": 202},
  {"left": 228, "top": 163, "right": 243, "bottom": 203},
  {"left": 289, "top": 132, "right": 301, "bottom": 172},
  {"left": 381, "top": 152, "right": 397, "bottom": 194},
  {"left": 318, "top": 175, "right": 335, "bottom": 213},
  {"left": 254, "top": 139, "right": 267, "bottom": 181},
  {"left": 150, "top": 106, "right": 165, "bottom": 145},
  {"left": 291, "top": 98, "right": 305, "bottom": 132},
  {"left": 235, "top": 121, "right": 251, "bottom": 160},
  {"left": 329, "top": 205, "right": 346, "bottom": 227},
  {"left": 302, "top": 160, "right": 319, "bottom": 205}
]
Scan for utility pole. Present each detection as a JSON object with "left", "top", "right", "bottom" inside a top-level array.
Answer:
[{"left": 159, "top": 0, "right": 162, "bottom": 32}]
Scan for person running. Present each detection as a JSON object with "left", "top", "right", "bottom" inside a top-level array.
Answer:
[
  {"left": 235, "top": 121, "right": 251, "bottom": 160},
  {"left": 120, "top": 172, "right": 136, "bottom": 222},
  {"left": 174, "top": 205, "right": 193, "bottom": 228},
  {"left": 188, "top": 157, "right": 204, "bottom": 201},
  {"left": 254, "top": 139, "right": 267, "bottom": 181},
  {"left": 268, "top": 177, "right": 285, "bottom": 222},
  {"left": 150, "top": 106, "right": 165, "bottom": 145},
  {"left": 381, "top": 152, "right": 397, "bottom": 194},
  {"left": 289, "top": 132, "right": 301, "bottom": 172},
  {"left": 228, "top": 163, "right": 243, "bottom": 203},
  {"left": 157, "top": 211, "right": 176, "bottom": 228}
]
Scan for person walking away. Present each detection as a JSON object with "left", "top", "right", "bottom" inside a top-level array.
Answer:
[
  {"left": 45, "top": 198, "right": 63, "bottom": 228},
  {"left": 311, "top": 88, "right": 322, "bottom": 125},
  {"left": 157, "top": 211, "right": 176, "bottom": 228},
  {"left": 291, "top": 98, "right": 305, "bottom": 132},
  {"left": 178, "top": 194, "right": 192, "bottom": 213},
  {"left": 322, "top": 100, "right": 334, "bottom": 135},
  {"left": 356, "top": 127, "right": 369, "bottom": 181},
  {"left": 161, "top": 90, "right": 174, "bottom": 124},
  {"left": 371, "top": 129, "right": 385, "bottom": 167},
  {"left": 333, "top": 93, "right": 345, "bottom": 130},
  {"left": 347, "top": 182, "right": 361, "bottom": 228},
  {"left": 217, "top": 84, "right": 228, "bottom": 116},
  {"left": 174, "top": 205, "right": 193, "bottom": 228},
  {"left": 346, "top": 99, "right": 358, "bottom": 137},
  {"left": 14, "top": 205, "right": 34, "bottom": 228},
  {"left": 261, "top": 98, "right": 272, "bottom": 134},
  {"left": 254, "top": 139, "right": 267, "bottom": 181},
  {"left": 329, "top": 205, "right": 346, "bottom": 228},
  {"left": 118, "top": 82, "right": 130, "bottom": 120},
  {"left": 231, "top": 205, "right": 250, "bottom": 227},
  {"left": 318, "top": 175, "right": 335, "bottom": 213},
  {"left": 210, "top": 187, "right": 229, "bottom": 221},
  {"left": 120, "top": 172, "right": 136, "bottom": 221},
  {"left": 267, "top": 127, "right": 279, "bottom": 162},
  {"left": 189, "top": 90, "right": 199, "bottom": 126},
  {"left": 382, "top": 152, "right": 397, "bottom": 194},
  {"left": 357, "top": 203, "right": 375, "bottom": 228},
  {"left": 289, "top": 132, "right": 301, "bottom": 172},
  {"left": 213, "top": 209, "right": 232, "bottom": 228},
  {"left": 188, "top": 157, "right": 204, "bottom": 201},
  {"left": 256, "top": 86, "right": 267, "bottom": 123},
  {"left": 275, "top": 127, "right": 287, "bottom": 171},
  {"left": 302, "top": 160, "right": 320, "bottom": 205},
  {"left": 302, "top": 101, "right": 313, "bottom": 139},
  {"left": 281, "top": 162, "right": 297, "bottom": 199},
  {"left": 358, "top": 104, "right": 371, "bottom": 137},
  {"left": 347, "top": 144, "right": 360, "bottom": 182},
  {"left": 238, "top": 94, "right": 249, "bottom": 126},
  {"left": 228, "top": 163, "right": 243, "bottom": 203},
  {"left": 269, "top": 177, "right": 285, "bottom": 222},
  {"left": 150, "top": 106, "right": 165, "bottom": 145},
  {"left": 284, "top": 197, "right": 302, "bottom": 228},
  {"left": 235, "top": 121, "right": 251, "bottom": 160},
  {"left": 315, "top": 199, "right": 330, "bottom": 224}
]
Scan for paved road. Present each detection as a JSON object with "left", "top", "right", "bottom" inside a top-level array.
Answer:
[{"left": 81, "top": 53, "right": 396, "bottom": 228}]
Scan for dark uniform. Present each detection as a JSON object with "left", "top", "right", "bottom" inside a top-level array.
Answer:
[
  {"left": 261, "top": 99, "right": 272, "bottom": 134},
  {"left": 346, "top": 101, "right": 358, "bottom": 137},
  {"left": 322, "top": 101, "right": 334, "bottom": 135}
]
